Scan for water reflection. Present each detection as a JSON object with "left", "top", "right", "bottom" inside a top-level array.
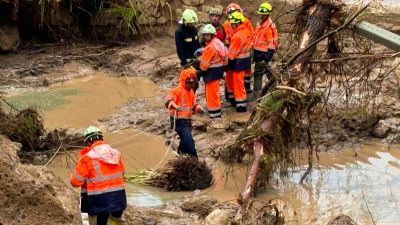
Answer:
[{"left": 271, "top": 145, "right": 400, "bottom": 225}]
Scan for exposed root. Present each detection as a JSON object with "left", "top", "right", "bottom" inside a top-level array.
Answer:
[
  {"left": 0, "top": 100, "right": 83, "bottom": 163},
  {"left": 126, "top": 156, "right": 213, "bottom": 191}
]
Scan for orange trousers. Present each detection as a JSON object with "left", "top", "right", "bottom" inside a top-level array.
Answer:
[
  {"left": 205, "top": 79, "right": 222, "bottom": 118},
  {"left": 226, "top": 70, "right": 247, "bottom": 108}
]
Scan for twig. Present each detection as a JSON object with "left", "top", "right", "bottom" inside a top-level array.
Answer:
[
  {"left": 276, "top": 86, "right": 306, "bottom": 96},
  {"left": 44, "top": 146, "right": 62, "bottom": 167},
  {"left": 0, "top": 93, "right": 19, "bottom": 112},
  {"left": 361, "top": 190, "right": 377, "bottom": 225},
  {"left": 284, "top": 3, "right": 370, "bottom": 69}
]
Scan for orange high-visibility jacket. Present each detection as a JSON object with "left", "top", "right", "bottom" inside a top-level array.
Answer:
[
  {"left": 223, "top": 18, "right": 253, "bottom": 46},
  {"left": 70, "top": 140, "right": 126, "bottom": 214},
  {"left": 200, "top": 37, "right": 228, "bottom": 82},
  {"left": 164, "top": 68, "right": 202, "bottom": 119},
  {"left": 253, "top": 18, "right": 278, "bottom": 52},
  {"left": 228, "top": 23, "right": 252, "bottom": 71}
]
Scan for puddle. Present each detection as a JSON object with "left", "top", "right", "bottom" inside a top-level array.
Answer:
[
  {"left": 4, "top": 72, "right": 157, "bottom": 129},
  {"left": 7, "top": 72, "right": 400, "bottom": 224},
  {"left": 206, "top": 142, "right": 400, "bottom": 225}
]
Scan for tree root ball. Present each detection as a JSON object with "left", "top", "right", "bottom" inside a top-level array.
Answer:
[{"left": 147, "top": 155, "right": 213, "bottom": 191}]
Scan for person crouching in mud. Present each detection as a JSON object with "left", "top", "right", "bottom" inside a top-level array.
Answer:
[{"left": 164, "top": 68, "right": 205, "bottom": 158}]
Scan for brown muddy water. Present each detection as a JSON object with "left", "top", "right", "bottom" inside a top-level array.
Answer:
[{"left": 4, "top": 74, "right": 400, "bottom": 225}]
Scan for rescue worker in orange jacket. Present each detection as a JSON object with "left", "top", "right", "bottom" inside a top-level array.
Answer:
[
  {"left": 226, "top": 11, "right": 252, "bottom": 113},
  {"left": 70, "top": 126, "right": 126, "bottom": 225},
  {"left": 252, "top": 2, "right": 278, "bottom": 98},
  {"left": 164, "top": 68, "right": 205, "bottom": 157},
  {"left": 223, "top": 3, "right": 254, "bottom": 95},
  {"left": 198, "top": 24, "right": 228, "bottom": 118}
]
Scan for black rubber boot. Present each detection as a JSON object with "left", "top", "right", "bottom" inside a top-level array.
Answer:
[{"left": 236, "top": 106, "right": 247, "bottom": 113}]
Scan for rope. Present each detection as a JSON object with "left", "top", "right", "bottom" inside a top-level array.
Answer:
[
  {"left": 150, "top": 110, "right": 179, "bottom": 175},
  {"left": 108, "top": 115, "right": 169, "bottom": 145}
]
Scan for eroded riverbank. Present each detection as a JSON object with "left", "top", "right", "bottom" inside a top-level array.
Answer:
[{"left": 2, "top": 60, "right": 399, "bottom": 224}]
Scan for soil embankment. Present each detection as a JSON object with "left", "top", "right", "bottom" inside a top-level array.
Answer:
[{"left": 0, "top": 135, "right": 81, "bottom": 225}]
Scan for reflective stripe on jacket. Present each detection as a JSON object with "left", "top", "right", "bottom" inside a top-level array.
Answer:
[
  {"left": 200, "top": 37, "right": 228, "bottom": 70},
  {"left": 175, "top": 24, "right": 201, "bottom": 66},
  {"left": 228, "top": 23, "right": 252, "bottom": 71},
  {"left": 200, "top": 37, "right": 228, "bottom": 82},
  {"left": 70, "top": 141, "right": 126, "bottom": 214},
  {"left": 223, "top": 18, "right": 253, "bottom": 46},
  {"left": 253, "top": 18, "right": 278, "bottom": 52},
  {"left": 164, "top": 69, "right": 201, "bottom": 119}
]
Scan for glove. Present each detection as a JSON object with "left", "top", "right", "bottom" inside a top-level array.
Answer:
[
  {"left": 171, "top": 102, "right": 180, "bottom": 111},
  {"left": 264, "top": 49, "right": 275, "bottom": 63},
  {"left": 198, "top": 108, "right": 206, "bottom": 115},
  {"left": 194, "top": 48, "right": 204, "bottom": 56}
]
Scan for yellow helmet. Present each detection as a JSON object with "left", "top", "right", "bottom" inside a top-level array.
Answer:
[
  {"left": 258, "top": 2, "right": 272, "bottom": 15},
  {"left": 182, "top": 9, "right": 198, "bottom": 24},
  {"left": 228, "top": 11, "right": 245, "bottom": 24},
  {"left": 201, "top": 24, "right": 217, "bottom": 34},
  {"left": 84, "top": 126, "right": 102, "bottom": 142}
]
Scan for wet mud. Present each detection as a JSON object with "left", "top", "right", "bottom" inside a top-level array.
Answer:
[{"left": 1, "top": 2, "right": 400, "bottom": 222}]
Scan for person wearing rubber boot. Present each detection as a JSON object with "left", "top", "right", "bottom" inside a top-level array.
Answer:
[
  {"left": 223, "top": 3, "right": 254, "bottom": 95},
  {"left": 226, "top": 11, "right": 252, "bottom": 113},
  {"left": 252, "top": 2, "right": 278, "bottom": 99},
  {"left": 164, "top": 68, "right": 205, "bottom": 158},
  {"left": 198, "top": 24, "right": 228, "bottom": 118},
  {"left": 70, "top": 126, "right": 126, "bottom": 225}
]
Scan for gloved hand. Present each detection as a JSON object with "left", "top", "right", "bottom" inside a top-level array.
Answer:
[
  {"left": 194, "top": 48, "right": 204, "bottom": 57},
  {"left": 264, "top": 49, "right": 275, "bottom": 63},
  {"left": 171, "top": 102, "right": 180, "bottom": 111},
  {"left": 198, "top": 107, "right": 206, "bottom": 116}
]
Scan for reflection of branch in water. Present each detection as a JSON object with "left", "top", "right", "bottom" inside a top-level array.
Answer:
[{"left": 362, "top": 190, "right": 377, "bottom": 225}]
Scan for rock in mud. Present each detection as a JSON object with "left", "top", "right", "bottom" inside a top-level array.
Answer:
[
  {"left": 327, "top": 214, "right": 357, "bottom": 225},
  {"left": 179, "top": 194, "right": 218, "bottom": 217},
  {"left": 0, "top": 135, "right": 81, "bottom": 225},
  {"left": 203, "top": 209, "right": 232, "bottom": 225},
  {"left": 372, "top": 117, "right": 400, "bottom": 138},
  {"left": 385, "top": 133, "right": 400, "bottom": 145}
]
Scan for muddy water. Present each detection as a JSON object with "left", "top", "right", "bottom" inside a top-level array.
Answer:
[
  {"left": 24, "top": 73, "right": 184, "bottom": 206},
  {"left": 6, "top": 73, "right": 400, "bottom": 224},
  {"left": 208, "top": 143, "right": 400, "bottom": 225},
  {"left": 5, "top": 72, "right": 184, "bottom": 206},
  {"left": 6, "top": 72, "right": 156, "bottom": 129}
]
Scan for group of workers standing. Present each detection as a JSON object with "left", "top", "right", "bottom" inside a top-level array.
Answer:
[
  {"left": 174, "top": 2, "right": 278, "bottom": 115},
  {"left": 165, "top": 2, "right": 279, "bottom": 157},
  {"left": 67, "top": 3, "right": 279, "bottom": 225}
]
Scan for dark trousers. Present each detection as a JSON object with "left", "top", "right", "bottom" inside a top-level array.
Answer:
[
  {"left": 89, "top": 210, "right": 123, "bottom": 225},
  {"left": 253, "top": 61, "right": 275, "bottom": 97},
  {"left": 172, "top": 118, "right": 197, "bottom": 158}
]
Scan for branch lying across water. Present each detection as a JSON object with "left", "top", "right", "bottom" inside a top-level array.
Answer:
[{"left": 309, "top": 52, "right": 400, "bottom": 63}]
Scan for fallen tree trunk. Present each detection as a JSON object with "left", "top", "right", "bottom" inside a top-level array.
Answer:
[{"left": 229, "top": 0, "right": 371, "bottom": 222}]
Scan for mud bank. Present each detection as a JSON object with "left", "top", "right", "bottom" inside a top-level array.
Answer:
[{"left": 0, "top": 135, "right": 81, "bottom": 225}]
